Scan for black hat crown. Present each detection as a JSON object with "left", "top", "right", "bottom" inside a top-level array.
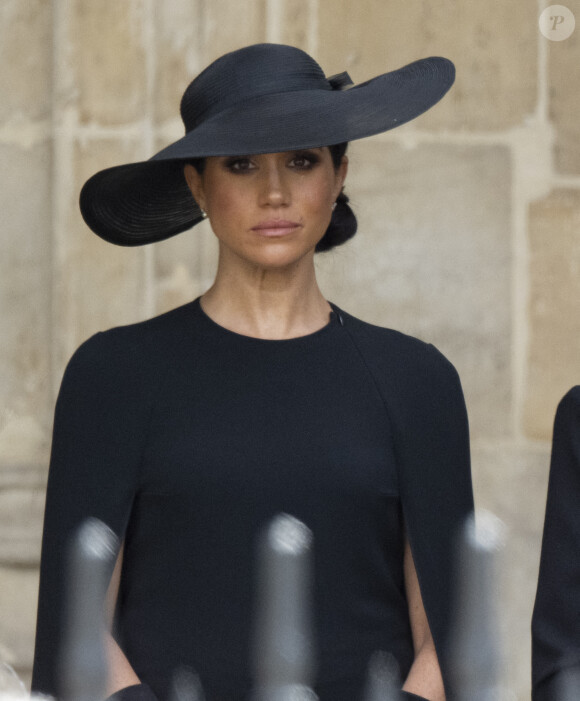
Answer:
[{"left": 180, "top": 44, "right": 331, "bottom": 132}]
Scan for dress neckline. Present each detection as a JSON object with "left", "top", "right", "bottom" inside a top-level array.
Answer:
[{"left": 192, "top": 296, "right": 343, "bottom": 343}]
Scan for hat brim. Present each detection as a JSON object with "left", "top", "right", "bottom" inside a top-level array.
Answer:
[{"left": 80, "top": 57, "right": 454, "bottom": 246}]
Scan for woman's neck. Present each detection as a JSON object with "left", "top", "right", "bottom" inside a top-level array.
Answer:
[{"left": 200, "top": 255, "right": 331, "bottom": 340}]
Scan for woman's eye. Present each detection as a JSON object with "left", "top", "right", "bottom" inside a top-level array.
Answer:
[
  {"left": 289, "top": 154, "right": 316, "bottom": 170},
  {"left": 225, "top": 157, "right": 254, "bottom": 173}
]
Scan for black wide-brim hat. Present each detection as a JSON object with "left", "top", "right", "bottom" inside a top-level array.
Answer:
[{"left": 80, "top": 43, "right": 455, "bottom": 246}]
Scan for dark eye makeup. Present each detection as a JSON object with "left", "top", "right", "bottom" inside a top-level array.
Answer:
[
  {"left": 223, "top": 156, "right": 254, "bottom": 172},
  {"left": 222, "top": 150, "right": 322, "bottom": 174},
  {"left": 289, "top": 150, "right": 321, "bottom": 169}
]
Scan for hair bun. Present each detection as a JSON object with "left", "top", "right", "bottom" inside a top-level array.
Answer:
[{"left": 316, "top": 190, "right": 357, "bottom": 253}]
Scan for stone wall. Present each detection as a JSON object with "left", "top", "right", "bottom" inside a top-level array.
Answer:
[{"left": 1, "top": 1, "right": 579, "bottom": 697}]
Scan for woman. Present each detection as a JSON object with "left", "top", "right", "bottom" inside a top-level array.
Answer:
[{"left": 32, "top": 44, "right": 473, "bottom": 701}]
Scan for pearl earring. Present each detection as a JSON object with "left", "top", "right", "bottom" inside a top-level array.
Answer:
[
  {"left": 331, "top": 202, "right": 337, "bottom": 211},
  {"left": 200, "top": 208, "right": 208, "bottom": 219}
]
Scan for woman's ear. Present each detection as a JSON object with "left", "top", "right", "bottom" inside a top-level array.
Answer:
[
  {"left": 183, "top": 164, "right": 205, "bottom": 211},
  {"left": 334, "top": 156, "right": 348, "bottom": 200}
]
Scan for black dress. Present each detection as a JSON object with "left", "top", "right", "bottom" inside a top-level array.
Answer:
[
  {"left": 32, "top": 299, "right": 473, "bottom": 701},
  {"left": 532, "top": 385, "right": 580, "bottom": 700}
]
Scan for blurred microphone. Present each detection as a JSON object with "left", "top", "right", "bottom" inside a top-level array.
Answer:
[
  {"left": 363, "top": 651, "right": 401, "bottom": 701},
  {"left": 0, "top": 661, "right": 28, "bottom": 698},
  {"left": 58, "top": 517, "right": 118, "bottom": 701},
  {"left": 556, "top": 667, "right": 580, "bottom": 701},
  {"left": 170, "top": 667, "right": 206, "bottom": 701},
  {"left": 448, "top": 510, "right": 505, "bottom": 701},
  {"left": 251, "top": 513, "right": 317, "bottom": 701}
]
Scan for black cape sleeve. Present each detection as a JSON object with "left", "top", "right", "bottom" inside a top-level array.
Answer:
[
  {"left": 532, "top": 385, "right": 580, "bottom": 700},
  {"left": 32, "top": 330, "right": 156, "bottom": 696},
  {"left": 341, "top": 314, "right": 474, "bottom": 697}
]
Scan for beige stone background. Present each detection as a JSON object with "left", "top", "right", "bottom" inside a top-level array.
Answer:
[{"left": 1, "top": 0, "right": 580, "bottom": 698}]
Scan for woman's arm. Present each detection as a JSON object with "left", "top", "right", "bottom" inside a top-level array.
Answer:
[
  {"left": 105, "top": 636, "right": 141, "bottom": 697},
  {"left": 105, "top": 544, "right": 141, "bottom": 697},
  {"left": 32, "top": 331, "right": 153, "bottom": 696},
  {"left": 402, "top": 539, "right": 445, "bottom": 701}
]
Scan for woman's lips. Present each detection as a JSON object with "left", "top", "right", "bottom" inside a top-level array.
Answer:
[{"left": 251, "top": 219, "right": 302, "bottom": 237}]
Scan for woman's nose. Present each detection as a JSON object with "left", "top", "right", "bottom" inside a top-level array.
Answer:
[{"left": 259, "top": 163, "right": 289, "bottom": 207}]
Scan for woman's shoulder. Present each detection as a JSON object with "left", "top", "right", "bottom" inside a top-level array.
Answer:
[
  {"left": 63, "top": 299, "right": 199, "bottom": 384},
  {"left": 335, "top": 305, "right": 459, "bottom": 380}
]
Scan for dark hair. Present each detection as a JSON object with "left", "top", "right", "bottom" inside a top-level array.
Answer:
[
  {"left": 316, "top": 142, "right": 357, "bottom": 253},
  {"left": 189, "top": 142, "right": 357, "bottom": 253}
]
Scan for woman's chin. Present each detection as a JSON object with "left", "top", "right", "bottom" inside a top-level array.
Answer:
[{"left": 229, "top": 241, "right": 318, "bottom": 271}]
